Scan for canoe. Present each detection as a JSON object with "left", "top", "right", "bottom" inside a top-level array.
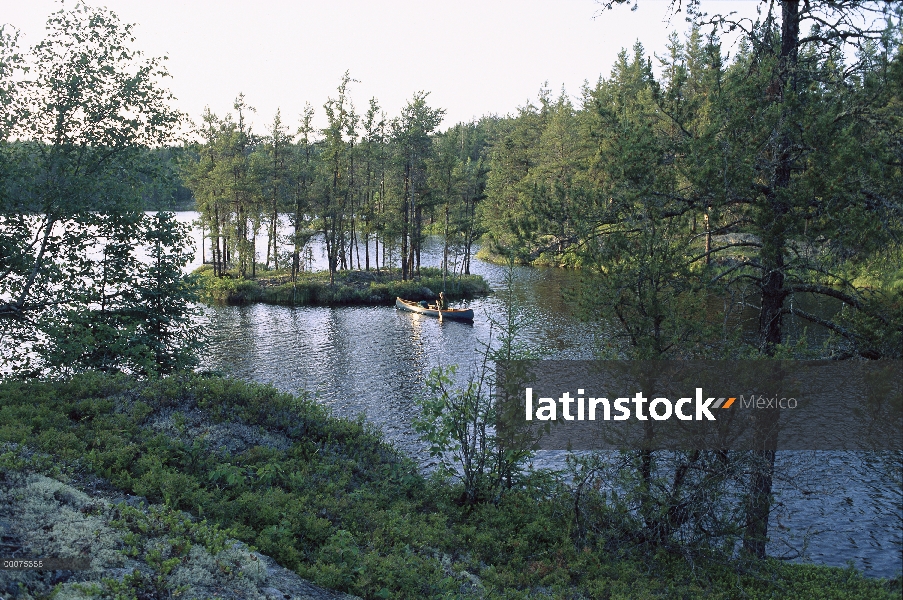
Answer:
[{"left": 395, "top": 297, "right": 474, "bottom": 322}]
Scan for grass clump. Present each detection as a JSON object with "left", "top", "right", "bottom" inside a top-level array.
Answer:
[
  {"left": 194, "top": 265, "right": 491, "bottom": 307},
  {"left": 0, "top": 373, "right": 898, "bottom": 599}
]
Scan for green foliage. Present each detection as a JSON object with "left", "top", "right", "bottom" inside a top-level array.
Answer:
[
  {"left": 194, "top": 264, "right": 490, "bottom": 306},
  {"left": 414, "top": 260, "right": 538, "bottom": 506},
  {"left": 414, "top": 364, "right": 503, "bottom": 504},
  {"left": 477, "top": 12, "right": 902, "bottom": 360},
  {"left": 61, "top": 502, "right": 251, "bottom": 599},
  {"left": 476, "top": 3, "right": 901, "bottom": 567},
  {"left": 0, "top": 3, "right": 194, "bottom": 377},
  {"left": 180, "top": 73, "right": 493, "bottom": 287},
  {"left": 31, "top": 212, "right": 202, "bottom": 376},
  {"left": 185, "top": 95, "right": 264, "bottom": 280},
  {"left": 0, "top": 373, "right": 897, "bottom": 599}
]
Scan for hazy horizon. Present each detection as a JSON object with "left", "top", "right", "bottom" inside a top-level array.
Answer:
[{"left": 2, "top": 0, "right": 765, "bottom": 136}]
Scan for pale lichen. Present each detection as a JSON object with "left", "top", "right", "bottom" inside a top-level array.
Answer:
[
  {"left": 0, "top": 468, "right": 358, "bottom": 600},
  {"left": 146, "top": 406, "right": 293, "bottom": 458}
]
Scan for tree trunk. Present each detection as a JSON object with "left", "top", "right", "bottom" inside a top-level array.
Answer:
[
  {"left": 401, "top": 163, "right": 410, "bottom": 280},
  {"left": 463, "top": 195, "right": 475, "bottom": 275},
  {"left": 292, "top": 200, "right": 301, "bottom": 283},
  {"left": 251, "top": 220, "right": 257, "bottom": 279},
  {"left": 270, "top": 207, "right": 278, "bottom": 271},
  {"left": 443, "top": 202, "right": 450, "bottom": 291},
  {"left": 213, "top": 204, "right": 220, "bottom": 276},
  {"left": 272, "top": 142, "right": 280, "bottom": 271},
  {"left": 365, "top": 166, "right": 372, "bottom": 271},
  {"left": 743, "top": 0, "right": 799, "bottom": 560},
  {"left": 415, "top": 204, "right": 422, "bottom": 278}
]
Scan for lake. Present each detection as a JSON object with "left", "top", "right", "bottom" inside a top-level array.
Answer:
[{"left": 179, "top": 212, "right": 902, "bottom": 578}]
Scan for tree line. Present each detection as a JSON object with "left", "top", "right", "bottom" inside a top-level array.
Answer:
[
  {"left": 408, "top": 0, "right": 901, "bottom": 564},
  {"left": 179, "top": 1, "right": 901, "bottom": 366},
  {"left": 181, "top": 76, "right": 488, "bottom": 285},
  {"left": 477, "top": 5, "right": 901, "bottom": 364}
]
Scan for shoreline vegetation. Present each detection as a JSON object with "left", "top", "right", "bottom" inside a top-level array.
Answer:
[
  {"left": 1, "top": 373, "right": 898, "bottom": 599},
  {"left": 476, "top": 242, "right": 903, "bottom": 293},
  {"left": 475, "top": 246, "right": 572, "bottom": 269},
  {"left": 193, "top": 265, "right": 491, "bottom": 307}
]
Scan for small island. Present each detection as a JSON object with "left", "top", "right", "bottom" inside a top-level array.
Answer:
[{"left": 194, "top": 265, "right": 491, "bottom": 307}]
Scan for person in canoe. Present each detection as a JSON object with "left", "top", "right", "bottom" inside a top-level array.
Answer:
[{"left": 428, "top": 291, "right": 448, "bottom": 311}]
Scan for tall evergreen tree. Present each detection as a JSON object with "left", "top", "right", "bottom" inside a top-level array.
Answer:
[
  {"left": 319, "top": 73, "right": 355, "bottom": 283},
  {"left": 289, "top": 104, "right": 317, "bottom": 281},
  {"left": 262, "top": 109, "right": 292, "bottom": 270},
  {"left": 391, "top": 92, "right": 445, "bottom": 279},
  {"left": 591, "top": 0, "right": 903, "bottom": 558}
]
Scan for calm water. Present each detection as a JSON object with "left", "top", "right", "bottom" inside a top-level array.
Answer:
[{"left": 177, "top": 213, "right": 901, "bottom": 578}]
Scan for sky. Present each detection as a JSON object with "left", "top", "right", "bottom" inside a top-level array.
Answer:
[{"left": 1, "top": 0, "right": 765, "bottom": 136}]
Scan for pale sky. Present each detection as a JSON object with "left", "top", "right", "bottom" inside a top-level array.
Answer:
[{"left": 2, "top": 0, "right": 764, "bottom": 136}]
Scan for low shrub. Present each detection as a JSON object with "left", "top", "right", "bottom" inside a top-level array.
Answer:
[{"left": 0, "top": 374, "right": 897, "bottom": 599}]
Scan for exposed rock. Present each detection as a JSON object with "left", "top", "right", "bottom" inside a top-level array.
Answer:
[
  {"left": 0, "top": 469, "right": 358, "bottom": 600},
  {"left": 146, "top": 406, "right": 294, "bottom": 458}
]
